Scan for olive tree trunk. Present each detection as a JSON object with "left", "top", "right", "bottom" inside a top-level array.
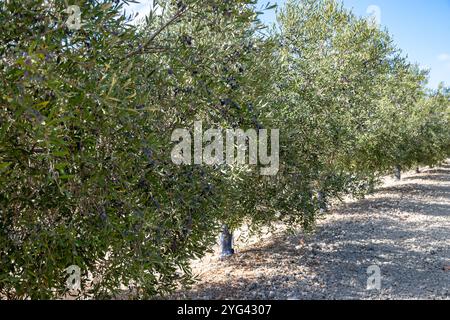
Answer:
[
  {"left": 394, "top": 165, "right": 401, "bottom": 180},
  {"left": 220, "top": 224, "right": 234, "bottom": 258},
  {"left": 317, "top": 191, "right": 327, "bottom": 214}
]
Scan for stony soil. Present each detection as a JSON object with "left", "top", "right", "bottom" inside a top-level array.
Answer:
[{"left": 173, "top": 163, "right": 450, "bottom": 300}]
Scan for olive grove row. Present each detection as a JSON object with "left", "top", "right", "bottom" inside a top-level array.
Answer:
[{"left": 0, "top": 0, "right": 448, "bottom": 299}]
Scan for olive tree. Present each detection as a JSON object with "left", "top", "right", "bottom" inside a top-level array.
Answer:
[{"left": 0, "top": 0, "right": 275, "bottom": 299}]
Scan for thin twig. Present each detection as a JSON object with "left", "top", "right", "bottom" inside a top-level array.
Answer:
[{"left": 124, "top": 7, "right": 188, "bottom": 60}]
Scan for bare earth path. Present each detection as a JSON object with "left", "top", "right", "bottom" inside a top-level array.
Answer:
[{"left": 175, "top": 163, "right": 450, "bottom": 300}]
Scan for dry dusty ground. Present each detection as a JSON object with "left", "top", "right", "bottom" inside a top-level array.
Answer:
[{"left": 173, "top": 162, "right": 450, "bottom": 300}]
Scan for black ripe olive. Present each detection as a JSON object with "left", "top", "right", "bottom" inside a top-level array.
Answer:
[{"left": 181, "top": 35, "right": 192, "bottom": 46}]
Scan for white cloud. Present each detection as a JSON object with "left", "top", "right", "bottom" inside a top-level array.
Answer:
[{"left": 438, "top": 53, "right": 450, "bottom": 61}]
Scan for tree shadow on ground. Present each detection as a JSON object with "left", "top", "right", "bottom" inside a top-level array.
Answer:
[
  {"left": 404, "top": 174, "right": 450, "bottom": 182},
  {"left": 375, "top": 183, "right": 449, "bottom": 199},
  {"left": 173, "top": 165, "right": 449, "bottom": 300}
]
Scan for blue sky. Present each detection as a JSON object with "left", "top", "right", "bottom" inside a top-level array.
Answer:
[{"left": 127, "top": 0, "right": 450, "bottom": 89}]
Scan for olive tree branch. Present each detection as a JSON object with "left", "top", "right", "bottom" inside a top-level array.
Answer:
[{"left": 124, "top": 6, "right": 189, "bottom": 59}]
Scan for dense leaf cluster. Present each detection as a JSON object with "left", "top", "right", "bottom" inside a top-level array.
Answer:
[{"left": 0, "top": 0, "right": 448, "bottom": 298}]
